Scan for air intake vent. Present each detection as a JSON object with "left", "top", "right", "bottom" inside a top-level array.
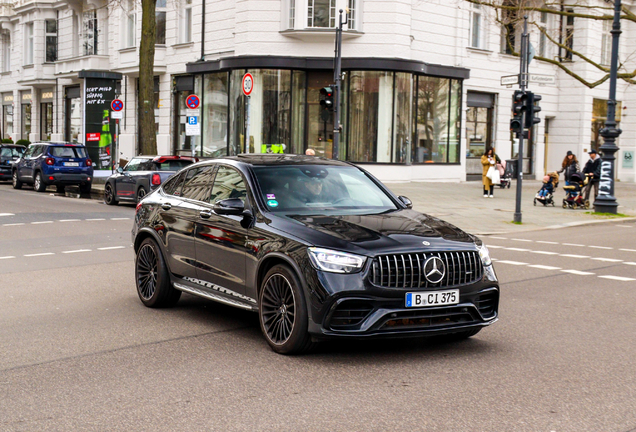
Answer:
[
  {"left": 477, "top": 291, "right": 498, "bottom": 318},
  {"left": 370, "top": 251, "right": 483, "bottom": 289},
  {"left": 329, "top": 301, "right": 373, "bottom": 329}
]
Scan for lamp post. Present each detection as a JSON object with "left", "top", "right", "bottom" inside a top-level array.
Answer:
[
  {"left": 513, "top": 17, "right": 529, "bottom": 223},
  {"left": 594, "top": 0, "right": 622, "bottom": 214},
  {"left": 332, "top": 9, "right": 346, "bottom": 161}
]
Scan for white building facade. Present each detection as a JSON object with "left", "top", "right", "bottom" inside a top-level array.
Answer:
[{"left": 0, "top": 0, "right": 634, "bottom": 182}]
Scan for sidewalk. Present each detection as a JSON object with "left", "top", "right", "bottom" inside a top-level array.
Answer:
[{"left": 91, "top": 178, "right": 636, "bottom": 236}]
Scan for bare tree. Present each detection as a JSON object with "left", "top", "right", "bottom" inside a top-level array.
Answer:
[
  {"left": 138, "top": 0, "right": 157, "bottom": 155},
  {"left": 464, "top": 0, "right": 636, "bottom": 88}
]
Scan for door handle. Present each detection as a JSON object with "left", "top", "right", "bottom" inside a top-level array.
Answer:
[
  {"left": 199, "top": 210, "right": 212, "bottom": 219},
  {"left": 161, "top": 203, "right": 172, "bottom": 210}
]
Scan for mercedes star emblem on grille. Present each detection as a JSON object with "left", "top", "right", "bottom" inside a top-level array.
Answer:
[{"left": 423, "top": 256, "right": 446, "bottom": 284}]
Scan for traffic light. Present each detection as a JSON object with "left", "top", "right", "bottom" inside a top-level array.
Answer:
[
  {"left": 320, "top": 87, "right": 334, "bottom": 111},
  {"left": 525, "top": 92, "right": 542, "bottom": 128},
  {"left": 510, "top": 90, "right": 526, "bottom": 133}
]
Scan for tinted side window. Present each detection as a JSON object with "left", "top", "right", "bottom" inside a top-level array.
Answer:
[
  {"left": 210, "top": 166, "right": 247, "bottom": 204},
  {"left": 34, "top": 146, "right": 46, "bottom": 157},
  {"left": 138, "top": 159, "right": 154, "bottom": 171},
  {"left": 181, "top": 166, "right": 215, "bottom": 202},
  {"left": 170, "top": 171, "right": 188, "bottom": 197},
  {"left": 124, "top": 158, "right": 143, "bottom": 172}
]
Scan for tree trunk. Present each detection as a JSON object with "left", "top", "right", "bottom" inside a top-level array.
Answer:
[{"left": 138, "top": 0, "right": 157, "bottom": 155}]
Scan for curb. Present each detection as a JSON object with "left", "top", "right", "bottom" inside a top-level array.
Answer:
[{"left": 477, "top": 215, "right": 636, "bottom": 236}]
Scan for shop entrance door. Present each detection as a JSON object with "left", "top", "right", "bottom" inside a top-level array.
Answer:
[
  {"left": 465, "top": 92, "right": 494, "bottom": 180},
  {"left": 306, "top": 71, "right": 334, "bottom": 158},
  {"left": 65, "top": 87, "right": 81, "bottom": 143}
]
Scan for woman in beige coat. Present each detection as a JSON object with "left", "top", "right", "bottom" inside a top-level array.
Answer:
[{"left": 481, "top": 148, "right": 497, "bottom": 197}]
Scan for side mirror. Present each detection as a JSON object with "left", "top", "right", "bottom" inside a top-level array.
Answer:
[
  {"left": 398, "top": 196, "right": 413, "bottom": 209},
  {"left": 213, "top": 198, "right": 245, "bottom": 216},
  {"left": 117, "top": 167, "right": 124, "bottom": 174}
]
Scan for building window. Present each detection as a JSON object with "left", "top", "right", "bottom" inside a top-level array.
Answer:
[
  {"left": 307, "top": 0, "right": 335, "bottom": 28},
  {"left": 591, "top": 98, "right": 621, "bottom": 152},
  {"left": 538, "top": 11, "right": 548, "bottom": 57},
  {"left": 2, "top": 104, "right": 13, "bottom": 140},
  {"left": 180, "top": 0, "right": 193, "bottom": 43},
  {"left": 289, "top": 0, "right": 296, "bottom": 28},
  {"left": 124, "top": 0, "right": 136, "bottom": 48},
  {"left": 347, "top": 0, "right": 356, "bottom": 30},
  {"left": 562, "top": 9, "right": 574, "bottom": 61},
  {"left": 1, "top": 32, "right": 10, "bottom": 72},
  {"left": 156, "top": 0, "right": 167, "bottom": 44},
  {"left": 45, "top": 20, "right": 58, "bottom": 62},
  {"left": 601, "top": 19, "right": 611, "bottom": 66},
  {"left": 201, "top": 73, "right": 229, "bottom": 157},
  {"left": 22, "top": 103, "right": 31, "bottom": 138},
  {"left": 83, "top": 11, "right": 98, "bottom": 56},
  {"left": 40, "top": 102, "right": 53, "bottom": 141},
  {"left": 500, "top": 1, "right": 518, "bottom": 55},
  {"left": 469, "top": 4, "right": 484, "bottom": 49},
  {"left": 25, "top": 23, "right": 34, "bottom": 64}
]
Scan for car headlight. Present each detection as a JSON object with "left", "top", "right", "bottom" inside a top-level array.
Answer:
[
  {"left": 307, "top": 247, "right": 367, "bottom": 274},
  {"left": 478, "top": 244, "right": 492, "bottom": 267}
]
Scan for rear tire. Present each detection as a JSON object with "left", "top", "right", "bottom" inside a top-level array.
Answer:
[
  {"left": 135, "top": 237, "right": 181, "bottom": 308},
  {"left": 56, "top": 185, "right": 65, "bottom": 194},
  {"left": 258, "top": 264, "right": 313, "bottom": 355},
  {"left": 33, "top": 172, "right": 46, "bottom": 192},
  {"left": 104, "top": 183, "right": 117, "bottom": 205},
  {"left": 136, "top": 186, "right": 148, "bottom": 203},
  {"left": 79, "top": 182, "right": 92, "bottom": 194},
  {"left": 12, "top": 171, "right": 22, "bottom": 189}
]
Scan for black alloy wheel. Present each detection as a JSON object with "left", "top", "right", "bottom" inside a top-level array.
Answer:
[
  {"left": 104, "top": 184, "right": 117, "bottom": 205},
  {"left": 135, "top": 238, "right": 181, "bottom": 308},
  {"left": 12, "top": 171, "right": 22, "bottom": 189},
  {"left": 259, "top": 264, "right": 313, "bottom": 354},
  {"left": 34, "top": 172, "right": 46, "bottom": 192},
  {"left": 137, "top": 187, "right": 148, "bottom": 203}
]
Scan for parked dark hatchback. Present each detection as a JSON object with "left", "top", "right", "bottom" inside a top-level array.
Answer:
[
  {"left": 0, "top": 144, "right": 26, "bottom": 181},
  {"left": 12, "top": 142, "right": 93, "bottom": 193},
  {"left": 132, "top": 155, "right": 499, "bottom": 354}
]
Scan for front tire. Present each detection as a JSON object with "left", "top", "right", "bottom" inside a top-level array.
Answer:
[
  {"left": 104, "top": 183, "right": 117, "bottom": 205},
  {"left": 259, "top": 264, "right": 313, "bottom": 355},
  {"left": 12, "top": 171, "right": 22, "bottom": 189},
  {"left": 33, "top": 172, "right": 46, "bottom": 192},
  {"left": 135, "top": 238, "right": 181, "bottom": 308}
]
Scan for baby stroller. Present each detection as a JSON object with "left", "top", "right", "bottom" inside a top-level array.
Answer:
[
  {"left": 498, "top": 160, "right": 512, "bottom": 189},
  {"left": 562, "top": 172, "right": 590, "bottom": 209},
  {"left": 534, "top": 172, "right": 559, "bottom": 206}
]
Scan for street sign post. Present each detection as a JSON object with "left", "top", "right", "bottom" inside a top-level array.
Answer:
[
  {"left": 185, "top": 115, "right": 200, "bottom": 136},
  {"left": 186, "top": 95, "right": 200, "bottom": 110},
  {"left": 110, "top": 99, "right": 124, "bottom": 173},
  {"left": 185, "top": 95, "right": 200, "bottom": 142},
  {"left": 242, "top": 73, "right": 254, "bottom": 96},
  {"left": 242, "top": 74, "right": 254, "bottom": 152},
  {"left": 501, "top": 75, "right": 519, "bottom": 86}
]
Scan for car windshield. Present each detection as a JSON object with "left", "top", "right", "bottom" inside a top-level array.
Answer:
[
  {"left": 153, "top": 160, "right": 193, "bottom": 171},
  {"left": 1, "top": 147, "right": 24, "bottom": 158},
  {"left": 252, "top": 165, "right": 398, "bottom": 215},
  {"left": 49, "top": 146, "right": 87, "bottom": 158}
]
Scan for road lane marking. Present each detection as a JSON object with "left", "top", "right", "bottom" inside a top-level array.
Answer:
[
  {"left": 589, "top": 245, "right": 613, "bottom": 250},
  {"left": 0, "top": 213, "right": 15, "bottom": 217},
  {"left": 59, "top": 219, "right": 81, "bottom": 222},
  {"left": 496, "top": 260, "right": 528, "bottom": 266},
  {"left": 623, "top": 262, "right": 636, "bottom": 266},
  {"left": 97, "top": 246, "right": 126, "bottom": 250},
  {"left": 62, "top": 249, "right": 92, "bottom": 254},
  {"left": 561, "top": 254, "right": 590, "bottom": 259},
  {"left": 563, "top": 243, "right": 584, "bottom": 247},
  {"left": 561, "top": 269, "right": 595, "bottom": 276},
  {"left": 31, "top": 221, "right": 53, "bottom": 225},
  {"left": 0, "top": 256, "right": 15, "bottom": 260},
  {"left": 86, "top": 218, "right": 106, "bottom": 221},
  {"left": 24, "top": 253, "right": 55, "bottom": 257},
  {"left": 598, "top": 275, "right": 636, "bottom": 282},
  {"left": 591, "top": 257, "right": 623, "bottom": 263},
  {"left": 505, "top": 247, "right": 530, "bottom": 252},
  {"left": 489, "top": 236, "right": 508, "bottom": 240},
  {"left": 486, "top": 245, "right": 504, "bottom": 249},
  {"left": 110, "top": 218, "right": 130, "bottom": 221},
  {"left": 619, "top": 249, "right": 636, "bottom": 252},
  {"left": 528, "top": 265, "right": 561, "bottom": 270},
  {"left": 530, "top": 251, "right": 559, "bottom": 255},
  {"left": 2, "top": 223, "right": 25, "bottom": 226},
  {"left": 511, "top": 238, "right": 533, "bottom": 242},
  {"left": 536, "top": 241, "right": 558, "bottom": 245}
]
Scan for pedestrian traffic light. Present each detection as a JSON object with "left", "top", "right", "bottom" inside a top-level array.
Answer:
[
  {"left": 510, "top": 90, "right": 526, "bottom": 133},
  {"left": 320, "top": 86, "right": 334, "bottom": 111},
  {"left": 525, "top": 92, "right": 542, "bottom": 128}
]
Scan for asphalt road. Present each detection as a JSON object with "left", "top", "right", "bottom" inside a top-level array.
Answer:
[{"left": 1, "top": 184, "right": 635, "bottom": 432}]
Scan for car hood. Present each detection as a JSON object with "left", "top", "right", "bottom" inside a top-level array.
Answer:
[{"left": 271, "top": 209, "right": 477, "bottom": 256}]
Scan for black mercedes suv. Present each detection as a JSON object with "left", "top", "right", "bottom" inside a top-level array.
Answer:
[{"left": 132, "top": 155, "right": 499, "bottom": 354}]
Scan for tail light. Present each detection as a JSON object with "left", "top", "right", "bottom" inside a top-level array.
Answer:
[
  {"left": 86, "top": 159, "right": 92, "bottom": 167},
  {"left": 46, "top": 158, "right": 54, "bottom": 165},
  {"left": 151, "top": 173, "right": 161, "bottom": 186}
]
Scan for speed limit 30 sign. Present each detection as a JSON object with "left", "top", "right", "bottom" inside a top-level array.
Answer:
[{"left": 242, "top": 73, "right": 254, "bottom": 96}]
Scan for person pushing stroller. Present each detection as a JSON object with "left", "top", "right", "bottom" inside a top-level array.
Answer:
[{"left": 534, "top": 172, "right": 558, "bottom": 206}]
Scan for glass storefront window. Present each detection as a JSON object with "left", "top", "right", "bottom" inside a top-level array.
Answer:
[
  {"left": 393, "top": 72, "right": 413, "bottom": 163},
  {"left": 415, "top": 76, "right": 449, "bottom": 163},
  {"left": 2, "top": 105, "right": 12, "bottom": 140},
  {"left": 40, "top": 102, "right": 53, "bottom": 141},
  {"left": 202, "top": 72, "right": 228, "bottom": 158},
  {"left": 291, "top": 71, "right": 306, "bottom": 155},
  {"left": 22, "top": 104, "right": 31, "bottom": 138},
  {"left": 449, "top": 80, "right": 462, "bottom": 163},
  {"left": 348, "top": 71, "right": 393, "bottom": 162}
]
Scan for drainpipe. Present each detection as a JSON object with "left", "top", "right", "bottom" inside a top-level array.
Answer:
[{"left": 200, "top": 0, "right": 205, "bottom": 61}]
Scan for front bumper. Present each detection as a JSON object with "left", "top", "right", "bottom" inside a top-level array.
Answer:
[{"left": 302, "top": 259, "right": 500, "bottom": 339}]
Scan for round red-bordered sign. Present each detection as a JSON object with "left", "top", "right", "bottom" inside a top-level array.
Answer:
[
  {"left": 186, "top": 95, "right": 200, "bottom": 109},
  {"left": 242, "top": 73, "right": 254, "bottom": 96},
  {"left": 111, "top": 99, "right": 124, "bottom": 111}
]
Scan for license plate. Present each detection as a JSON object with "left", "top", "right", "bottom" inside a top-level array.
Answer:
[
  {"left": 406, "top": 289, "right": 459, "bottom": 308},
  {"left": 64, "top": 162, "right": 79, "bottom": 167}
]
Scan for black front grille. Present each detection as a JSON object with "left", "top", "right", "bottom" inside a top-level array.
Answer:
[
  {"left": 329, "top": 301, "right": 373, "bottom": 329},
  {"left": 370, "top": 251, "right": 483, "bottom": 289},
  {"left": 477, "top": 291, "right": 498, "bottom": 318},
  {"left": 380, "top": 307, "right": 475, "bottom": 330}
]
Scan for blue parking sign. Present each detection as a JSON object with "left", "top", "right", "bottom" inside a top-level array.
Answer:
[{"left": 187, "top": 116, "right": 198, "bottom": 125}]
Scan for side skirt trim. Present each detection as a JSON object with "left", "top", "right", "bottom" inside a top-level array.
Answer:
[{"left": 174, "top": 282, "right": 258, "bottom": 312}]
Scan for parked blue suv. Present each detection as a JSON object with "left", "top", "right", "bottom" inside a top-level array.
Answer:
[{"left": 12, "top": 142, "right": 93, "bottom": 193}]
